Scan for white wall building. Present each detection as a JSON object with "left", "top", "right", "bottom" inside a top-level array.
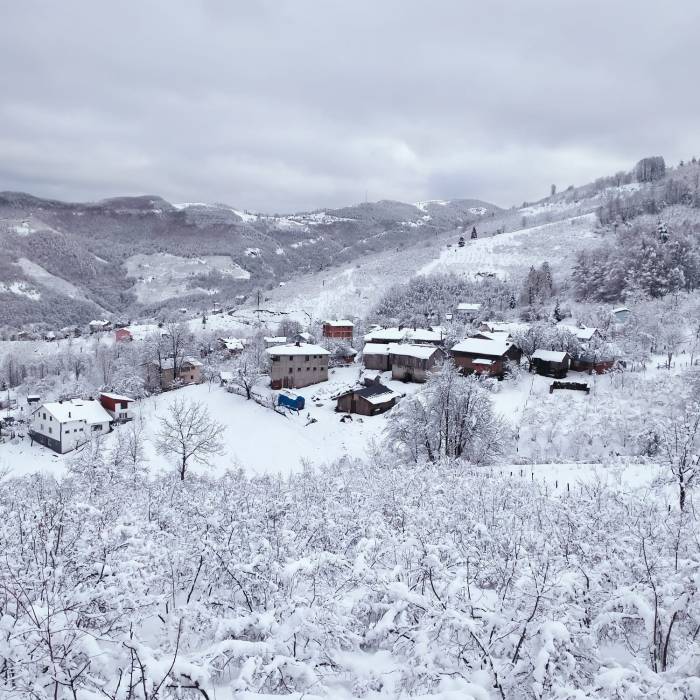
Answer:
[{"left": 29, "top": 399, "right": 112, "bottom": 454}]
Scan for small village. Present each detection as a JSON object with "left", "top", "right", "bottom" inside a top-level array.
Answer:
[{"left": 0, "top": 299, "right": 658, "bottom": 475}]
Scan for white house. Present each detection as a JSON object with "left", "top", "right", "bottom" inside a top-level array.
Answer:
[
  {"left": 455, "top": 303, "right": 482, "bottom": 320},
  {"left": 30, "top": 399, "right": 112, "bottom": 454}
]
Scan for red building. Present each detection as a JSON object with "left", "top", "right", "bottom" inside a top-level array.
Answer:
[
  {"left": 115, "top": 328, "right": 133, "bottom": 343},
  {"left": 322, "top": 320, "right": 354, "bottom": 339},
  {"left": 99, "top": 392, "right": 135, "bottom": 422}
]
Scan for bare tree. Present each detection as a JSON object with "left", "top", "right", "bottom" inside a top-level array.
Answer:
[
  {"left": 228, "top": 349, "right": 265, "bottom": 400},
  {"left": 659, "top": 404, "right": 700, "bottom": 511},
  {"left": 156, "top": 398, "right": 225, "bottom": 480}
]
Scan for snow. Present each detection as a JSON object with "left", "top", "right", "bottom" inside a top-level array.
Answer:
[
  {"left": 364, "top": 327, "right": 443, "bottom": 343},
  {"left": 38, "top": 399, "right": 112, "bottom": 425},
  {"left": 389, "top": 343, "right": 440, "bottom": 360},
  {"left": 323, "top": 319, "right": 354, "bottom": 327},
  {"left": 0, "top": 281, "right": 41, "bottom": 300},
  {"left": 452, "top": 337, "right": 512, "bottom": 356},
  {"left": 532, "top": 349, "right": 569, "bottom": 362},
  {"left": 266, "top": 343, "right": 330, "bottom": 356}
]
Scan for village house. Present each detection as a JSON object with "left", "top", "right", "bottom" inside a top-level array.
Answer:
[
  {"left": 322, "top": 320, "right": 354, "bottom": 339},
  {"left": 89, "top": 319, "right": 112, "bottom": 334},
  {"left": 266, "top": 342, "right": 330, "bottom": 389},
  {"left": 145, "top": 356, "right": 204, "bottom": 391},
  {"left": 362, "top": 343, "right": 394, "bottom": 371},
  {"left": 218, "top": 337, "right": 245, "bottom": 355},
  {"left": 611, "top": 306, "right": 631, "bottom": 324},
  {"left": 451, "top": 336, "right": 522, "bottom": 378},
  {"left": 115, "top": 328, "right": 133, "bottom": 343},
  {"left": 29, "top": 399, "right": 112, "bottom": 454},
  {"left": 364, "top": 326, "right": 444, "bottom": 346},
  {"left": 558, "top": 324, "right": 599, "bottom": 343},
  {"left": 570, "top": 353, "right": 616, "bottom": 375},
  {"left": 99, "top": 392, "right": 135, "bottom": 422},
  {"left": 455, "top": 303, "right": 482, "bottom": 321},
  {"left": 335, "top": 377, "right": 401, "bottom": 416},
  {"left": 329, "top": 345, "right": 358, "bottom": 366},
  {"left": 530, "top": 349, "right": 571, "bottom": 378},
  {"left": 389, "top": 344, "right": 443, "bottom": 382},
  {"left": 264, "top": 336, "right": 288, "bottom": 348}
]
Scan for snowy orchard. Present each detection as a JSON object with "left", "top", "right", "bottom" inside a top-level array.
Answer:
[{"left": 0, "top": 455, "right": 699, "bottom": 699}]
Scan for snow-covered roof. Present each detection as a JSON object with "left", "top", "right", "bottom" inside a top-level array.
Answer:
[
  {"left": 362, "top": 343, "right": 394, "bottom": 356},
  {"left": 219, "top": 371, "right": 234, "bottom": 381},
  {"left": 558, "top": 325, "right": 598, "bottom": 341},
  {"left": 40, "top": 399, "right": 112, "bottom": 425},
  {"left": 364, "top": 390, "right": 401, "bottom": 405},
  {"left": 99, "top": 392, "right": 135, "bottom": 402},
  {"left": 451, "top": 337, "right": 513, "bottom": 357},
  {"left": 324, "top": 319, "right": 354, "bottom": 327},
  {"left": 481, "top": 321, "right": 529, "bottom": 336},
  {"left": 456, "top": 303, "right": 482, "bottom": 312},
  {"left": 364, "top": 327, "right": 443, "bottom": 343},
  {"left": 266, "top": 343, "right": 331, "bottom": 356},
  {"left": 389, "top": 344, "right": 441, "bottom": 360},
  {"left": 532, "top": 349, "right": 569, "bottom": 363},
  {"left": 264, "top": 336, "right": 288, "bottom": 344},
  {"left": 612, "top": 306, "right": 630, "bottom": 314},
  {"left": 220, "top": 337, "right": 244, "bottom": 350},
  {"left": 159, "top": 356, "right": 203, "bottom": 370},
  {"left": 472, "top": 358, "right": 494, "bottom": 365},
  {"left": 89, "top": 319, "right": 110, "bottom": 327}
]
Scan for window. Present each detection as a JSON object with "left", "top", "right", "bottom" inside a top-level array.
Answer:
[
  {"left": 42, "top": 412, "right": 46, "bottom": 419},
  {"left": 48, "top": 427, "right": 52, "bottom": 434},
  {"left": 306, "top": 367, "right": 310, "bottom": 371},
  {"left": 288, "top": 368, "right": 293, "bottom": 374},
  {"left": 92, "top": 425, "right": 101, "bottom": 432},
  {"left": 271, "top": 356, "right": 280, "bottom": 362},
  {"left": 313, "top": 367, "right": 317, "bottom": 371},
  {"left": 305, "top": 355, "right": 309, "bottom": 361},
  {"left": 297, "top": 367, "right": 302, "bottom": 372}
]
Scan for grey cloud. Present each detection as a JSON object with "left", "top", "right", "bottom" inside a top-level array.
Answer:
[{"left": 1, "top": 0, "right": 699, "bottom": 212}]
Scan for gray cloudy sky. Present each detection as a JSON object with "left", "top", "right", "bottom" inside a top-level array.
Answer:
[{"left": 1, "top": 1, "right": 698, "bottom": 212}]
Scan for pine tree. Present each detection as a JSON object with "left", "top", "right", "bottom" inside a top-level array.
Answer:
[
  {"left": 458, "top": 236, "right": 465, "bottom": 248},
  {"left": 471, "top": 226, "right": 478, "bottom": 240},
  {"left": 554, "top": 299, "right": 563, "bottom": 322}
]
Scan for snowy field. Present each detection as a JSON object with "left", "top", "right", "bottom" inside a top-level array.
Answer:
[
  {"left": 420, "top": 213, "right": 599, "bottom": 280},
  {"left": 0, "top": 359, "right": 675, "bottom": 489},
  {"left": 125, "top": 252, "right": 250, "bottom": 303},
  {"left": 0, "top": 366, "right": 422, "bottom": 477}
]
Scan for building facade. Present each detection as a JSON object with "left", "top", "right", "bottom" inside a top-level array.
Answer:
[
  {"left": 29, "top": 399, "right": 112, "bottom": 454},
  {"left": 322, "top": 320, "right": 354, "bottom": 339},
  {"left": 266, "top": 343, "right": 330, "bottom": 389}
]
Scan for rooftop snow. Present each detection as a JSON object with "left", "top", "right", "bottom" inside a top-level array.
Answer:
[
  {"left": 39, "top": 399, "right": 112, "bottom": 425},
  {"left": 532, "top": 349, "right": 569, "bottom": 362},
  {"left": 451, "top": 337, "right": 513, "bottom": 357},
  {"left": 266, "top": 343, "right": 330, "bottom": 356}
]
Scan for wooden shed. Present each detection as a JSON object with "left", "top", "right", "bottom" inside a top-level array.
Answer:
[
  {"left": 335, "top": 378, "right": 400, "bottom": 416},
  {"left": 530, "top": 349, "right": 570, "bottom": 378}
]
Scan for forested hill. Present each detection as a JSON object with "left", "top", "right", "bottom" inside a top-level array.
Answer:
[{"left": 0, "top": 191, "right": 500, "bottom": 328}]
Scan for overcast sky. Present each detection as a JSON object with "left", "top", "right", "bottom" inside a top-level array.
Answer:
[{"left": 1, "top": 1, "right": 698, "bottom": 212}]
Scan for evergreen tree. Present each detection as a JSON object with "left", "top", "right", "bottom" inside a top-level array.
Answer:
[{"left": 470, "top": 226, "right": 478, "bottom": 240}]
